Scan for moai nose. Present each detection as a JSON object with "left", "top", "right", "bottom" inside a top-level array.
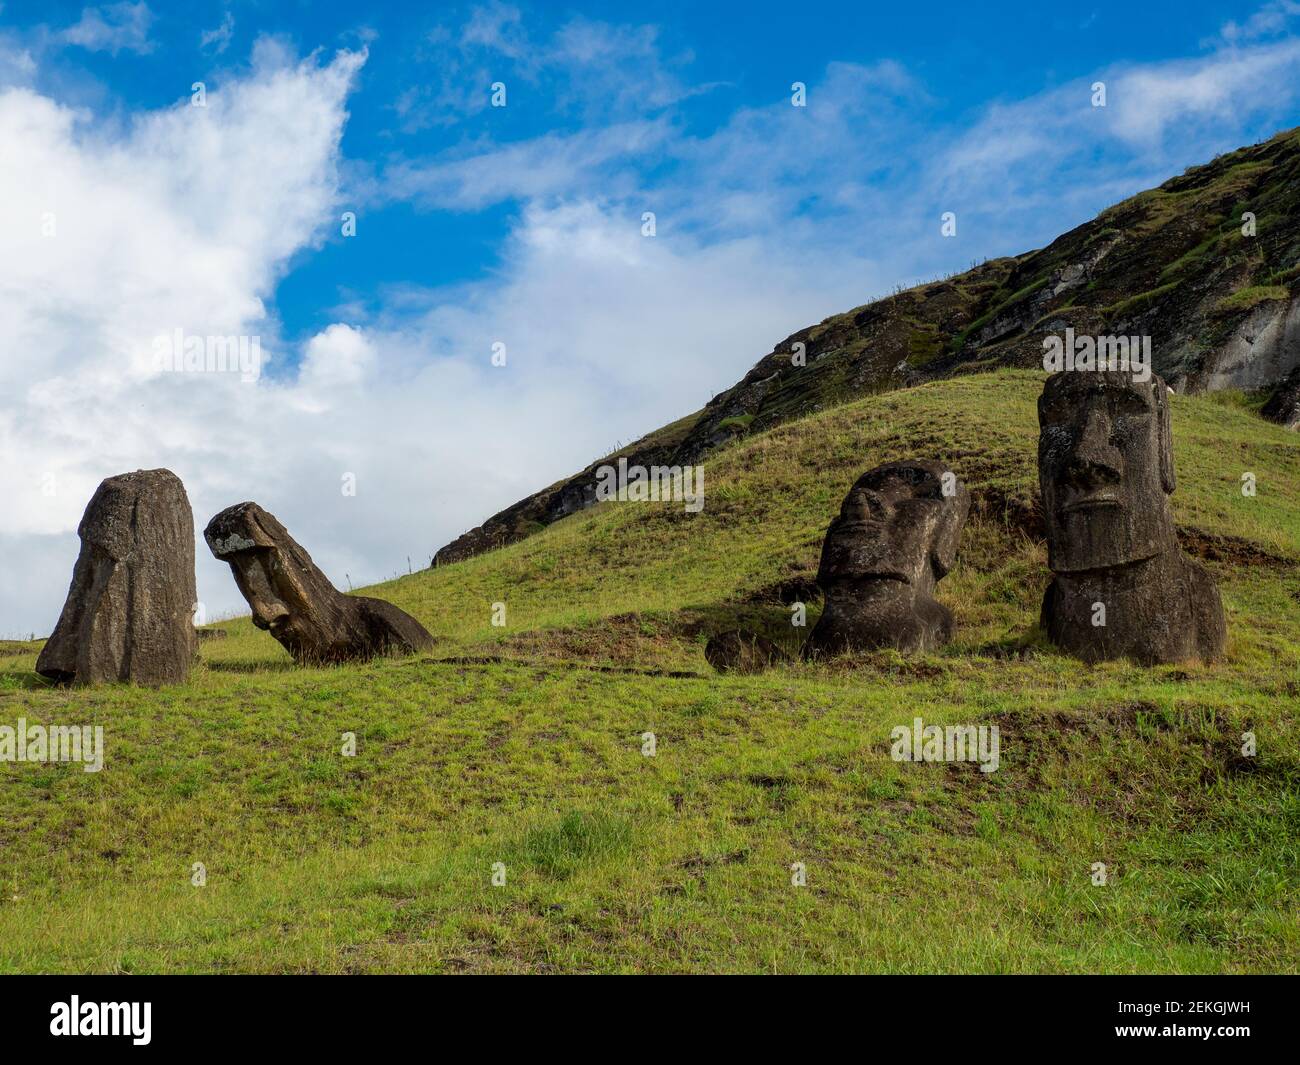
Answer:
[{"left": 1070, "top": 406, "right": 1123, "bottom": 479}]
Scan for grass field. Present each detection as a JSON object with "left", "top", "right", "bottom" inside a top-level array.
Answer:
[{"left": 1, "top": 370, "right": 1297, "bottom": 973}]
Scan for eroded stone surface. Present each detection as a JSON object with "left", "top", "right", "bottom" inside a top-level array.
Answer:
[
  {"left": 204, "top": 502, "right": 434, "bottom": 664},
  {"left": 1038, "top": 369, "right": 1226, "bottom": 663},
  {"left": 37, "top": 469, "right": 197, "bottom": 686},
  {"left": 803, "top": 459, "right": 970, "bottom": 657},
  {"left": 1261, "top": 365, "right": 1300, "bottom": 429}
]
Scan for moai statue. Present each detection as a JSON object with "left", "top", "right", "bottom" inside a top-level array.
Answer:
[
  {"left": 204, "top": 502, "right": 434, "bottom": 664},
  {"left": 37, "top": 469, "right": 197, "bottom": 686},
  {"left": 1038, "top": 369, "right": 1226, "bottom": 664},
  {"left": 803, "top": 460, "right": 970, "bottom": 658}
]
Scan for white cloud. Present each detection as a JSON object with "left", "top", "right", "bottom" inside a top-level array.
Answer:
[
  {"left": 0, "top": 33, "right": 36, "bottom": 87},
  {"left": 1220, "top": 1, "right": 1300, "bottom": 43},
  {"left": 298, "top": 323, "right": 376, "bottom": 397},
  {"left": 383, "top": 119, "right": 674, "bottom": 209},
  {"left": 60, "top": 2, "right": 154, "bottom": 56},
  {"left": 395, "top": 5, "right": 711, "bottom": 131},
  {"left": 200, "top": 11, "right": 235, "bottom": 56},
  {"left": 0, "top": 44, "right": 368, "bottom": 632},
  {"left": 922, "top": 35, "right": 1300, "bottom": 255}
]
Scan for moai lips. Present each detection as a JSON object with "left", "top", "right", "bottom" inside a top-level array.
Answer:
[
  {"left": 204, "top": 502, "right": 434, "bottom": 664},
  {"left": 1037, "top": 369, "right": 1227, "bottom": 664},
  {"left": 803, "top": 459, "right": 970, "bottom": 657},
  {"left": 37, "top": 469, "right": 198, "bottom": 686}
]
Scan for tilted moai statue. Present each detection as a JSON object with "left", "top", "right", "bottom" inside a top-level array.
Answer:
[
  {"left": 1037, "top": 369, "right": 1226, "bottom": 664},
  {"left": 37, "top": 469, "right": 197, "bottom": 686},
  {"left": 204, "top": 502, "right": 434, "bottom": 664},
  {"left": 803, "top": 459, "right": 970, "bottom": 657}
]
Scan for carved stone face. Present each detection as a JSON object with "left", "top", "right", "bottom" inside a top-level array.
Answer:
[
  {"left": 204, "top": 504, "right": 338, "bottom": 656},
  {"left": 805, "top": 459, "right": 970, "bottom": 657},
  {"left": 1038, "top": 370, "right": 1177, "bottom": 573},
  {"left": 36, "top": 537, "right": 123, "bottom": 683},
  {"left": 36, "top": 469, "right": 197, "bottom": 687},
  {"left": 204, "top": 501, "right": 435, "bottom": 665},
  {"left": 819, "top": 460, "right": 966, "bottom": 592}
]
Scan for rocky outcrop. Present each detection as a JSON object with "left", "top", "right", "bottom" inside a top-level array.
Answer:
[
  {"left": 1262, "top": 365, "right": 1300, "bottom": 428},
  {"left": 37, "top": 469, "right": 197, "bottom": 687}
]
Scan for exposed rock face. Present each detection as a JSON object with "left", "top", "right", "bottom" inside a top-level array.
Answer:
[
  {"left": 803, "top": 460, "right": 970, "bottom": 657},
  {"left": 37, "top": 469, "right": 197, "bottom": 686},
  {"left": 1261, "top": 365, "right": 1300, "bottom": 429},
  {"left": 1038, "top": 370, "right": 1227, "bottom": 664},
  {"left": 1196, "top": 295, "right": 1300, "bottom": 392},
  {"left": 204, "top": 503, "right": 434, "bottom": 664},
  {"left": 704, "top": 630, "right": 791, "bottom": 674}
]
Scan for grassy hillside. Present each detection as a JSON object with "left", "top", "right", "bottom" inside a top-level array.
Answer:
[{"left": 1, "top": 370, "right": 1298, "bottom": 973}]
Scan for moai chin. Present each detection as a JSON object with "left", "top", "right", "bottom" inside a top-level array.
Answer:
[
  {"left": 1037, "top": 369, "right": 1226, "bottom": 664},
  {"left": 204, "top": 502, "right": 435, "bottom": 664},
  {"left": 37, "top": 469, "right": 198, "bottom": 686},
  {"left": 803, "top": 459, "right": 970, "bottom": 658}
]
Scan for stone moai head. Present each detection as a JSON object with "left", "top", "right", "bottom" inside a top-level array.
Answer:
[
  {"left": 204, "top": 501, "right": 434, "bottom": 664},
  {"left": 805, "top": 459, "right": 970, "bottom": 656},
  {"left": 820, "top": 460, "right": 969, "bottom": 593},
  {"left": 37, "top": 469, "right": 197, "bottom": 686},
  {"left": 203, "top": 503, "right": 346, "bottom": 658},
  {"left": 1038, "top": 369, "right": 1178, "bottom": 573}
]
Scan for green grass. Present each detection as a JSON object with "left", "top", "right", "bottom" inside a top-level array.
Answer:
[
  {"left": 1213, "top": 285, "right": 1291, "bottom": 317},
  {"left": 1101, "top": 281, "right": 1183, "bottom": 322},
  {"left": 1, "top": 370, "right": 1298, "bottom": 973}
]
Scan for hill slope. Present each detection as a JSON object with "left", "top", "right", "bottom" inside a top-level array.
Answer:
[
  {"left": 2, "top": 372, "right": 1298, "bottom": 973},
  {"left": 436, "top": 127, "right": 1300, "bottom": 565}
]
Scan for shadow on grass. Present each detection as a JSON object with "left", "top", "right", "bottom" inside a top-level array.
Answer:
[{"left": 205, "top": 660, "right": 299, "bottom": 674}]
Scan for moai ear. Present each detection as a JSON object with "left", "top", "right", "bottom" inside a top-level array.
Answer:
[
  {"left": 1156, "top": 384, "right": 1176, "bottom": 495},
  {"left": 929, "top": 487, "right": 970, "bottom": 577},
  {"left": 930, "top": 532, "right": 959, "bottom": 578}
]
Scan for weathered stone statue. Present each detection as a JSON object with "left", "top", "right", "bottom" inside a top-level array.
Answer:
[
  {"left": 705, "top": 630, "right": 791, "bottom": 674},
  {"left": 204, "top": 502, "right": 434, "bottom": 664},
  {"left": 803, "top": 460, "right": 970, "bottom": 657},
  {"left": 1038, "top": 369, "right": 1226, "bottom": 663},
  {"left": 37, "top": 469, "right": 197, "bottom": 686}
]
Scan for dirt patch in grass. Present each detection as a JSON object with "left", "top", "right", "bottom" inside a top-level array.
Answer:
[
  {"left": 970, "top": 485, "right": 1044, "bottom": 538},
  {"left": 1176, "top": 526, "right": 1296, "bottom": 569}
]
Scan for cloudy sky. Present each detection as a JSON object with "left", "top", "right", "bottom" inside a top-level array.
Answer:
[{"left": 2, "top": 0, "right": 1300, "bottom": 634}]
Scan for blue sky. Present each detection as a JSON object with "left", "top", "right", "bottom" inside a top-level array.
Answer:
[{"left": 3, "top": 0, "right": 1300, "bottom": 632}]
